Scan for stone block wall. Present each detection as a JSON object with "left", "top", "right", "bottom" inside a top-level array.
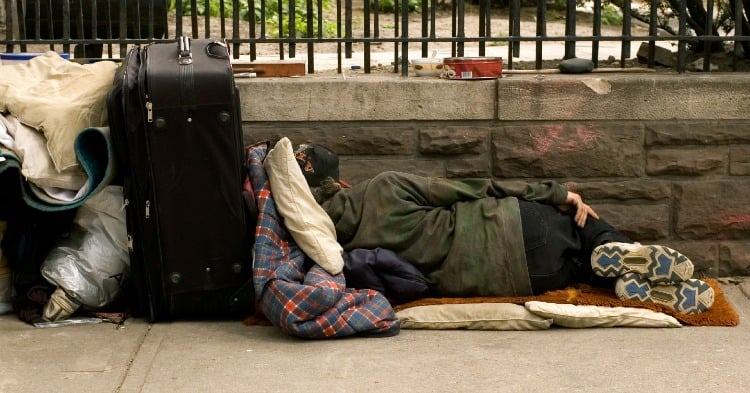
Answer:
[
  {"left": 245, "top": 120, "right": 750, "bottom": 278},
  {"left": 238, "top": 74, "right": 750, "bottom": 279}
]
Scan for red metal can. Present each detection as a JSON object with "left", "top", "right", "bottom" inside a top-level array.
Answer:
[{"left": 443, "top": 57, "right": 503, "bottom": 79}]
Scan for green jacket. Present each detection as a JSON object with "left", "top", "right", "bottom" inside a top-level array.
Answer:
[{"left": 320, "top": 171, "right": 568, "bottom": 297}]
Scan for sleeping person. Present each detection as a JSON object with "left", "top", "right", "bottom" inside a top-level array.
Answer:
[{"left": 292, "top": 142, "right": 715, "bottom": 315}]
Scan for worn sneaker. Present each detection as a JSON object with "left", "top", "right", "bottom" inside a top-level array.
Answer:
[
  {"left": 591, "top": 242, "right": 694, "bottom": 284},
  {"left": 615, "top": 273, "right": 714, "bottom": 314}
]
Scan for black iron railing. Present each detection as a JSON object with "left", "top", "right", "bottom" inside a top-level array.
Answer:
[{"left": 1, "top": 0, "right": 748, "bottom": 74}]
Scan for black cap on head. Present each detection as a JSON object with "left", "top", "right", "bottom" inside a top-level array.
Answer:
[{"left": 294, "top": 143, "right": 340, "bottom": 187}]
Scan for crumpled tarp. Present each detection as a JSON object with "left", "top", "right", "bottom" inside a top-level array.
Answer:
[{"left": 245, "top": 142, "right": 399, "bottom": 338}]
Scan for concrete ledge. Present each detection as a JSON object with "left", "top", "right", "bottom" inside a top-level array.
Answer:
[
  {"left": 237, "top": 75, "right": 497, "bottom": 121},
  {"left": 237, "top": 73, "right": 750, "bottom": 122},
  {"left": 498, "top": 73, "right": 750, "bottom": 121}
]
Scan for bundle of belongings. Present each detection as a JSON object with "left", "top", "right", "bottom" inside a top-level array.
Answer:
[
  {"left": 0, "top": 52, "right": 738, "bottom": 336},
  {"left": 0, "top": 52, "right": 125, "bottom": 325}
]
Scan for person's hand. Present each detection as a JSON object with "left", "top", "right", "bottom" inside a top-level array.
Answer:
[{"left": 560, "top": 191, "right": 599, "bottom": 227}]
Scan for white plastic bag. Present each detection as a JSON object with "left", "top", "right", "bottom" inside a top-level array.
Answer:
[{"left": 41, "top": 186, "right": 129, "bottom": 314}]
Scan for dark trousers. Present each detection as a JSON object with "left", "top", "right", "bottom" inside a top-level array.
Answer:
[{"left": 518, "top": 200, "right": 631, "bottom": 294}]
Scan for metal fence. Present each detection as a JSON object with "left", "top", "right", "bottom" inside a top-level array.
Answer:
[{"left": 2, "top": 0, "right": 749, "bottom": 74}]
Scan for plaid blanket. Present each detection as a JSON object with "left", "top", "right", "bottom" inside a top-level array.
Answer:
[{"left": 245, "top": 142, "right": 400, "bottom": 338}]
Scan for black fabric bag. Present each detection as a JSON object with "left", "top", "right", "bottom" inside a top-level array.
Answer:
[
  {"left": 106, "top": 37, "right": 254, "bottom": 321},
  {"left": 0, "top": 167, "right": 76, "bottom": 324}
]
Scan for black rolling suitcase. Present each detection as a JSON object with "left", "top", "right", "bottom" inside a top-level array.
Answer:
[{"left": 107, "top": 37, "right": 254, "bottom": 321}]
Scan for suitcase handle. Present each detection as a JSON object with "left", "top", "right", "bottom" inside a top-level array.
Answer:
[{"left": 178, "top": 36, "right": 192, "bottom": 65}]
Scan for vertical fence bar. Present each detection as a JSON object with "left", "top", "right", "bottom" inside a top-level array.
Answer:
[
  {"left": 401, "top": 0, "right": 409, "bottom": 75},
  {"left": 289, "top": 0, "right": 296, "bottom": 58},
  {"left": 345, "top": 0, "right": 352, "bottom": 58},
  {"left": 43, "top": 0, "right": 51, "bottom": 50},
  {"left": 232, "top": 0, "right": 240, "bottom": 57},
  {"left": 277, "top": 0, "right": 284, "bottom": 58},
  {"left": 187, "top": 0, "right": 195, "bottom": 37},
  {"left": 62, "top": 0, "right": 70, "bottom": 53},
  {"left": 421, "top": 0, "right": 429, "bottom": 57},
  {"left": 620, "top": 0, "right": 631, "bottom": 67},
  {"left": 508, "top": 0, "right": 520, "bottom": 68},
  {"left": 478, "top": 0, "right": 487, "bottom": 56},
  {"left": 511, "top": 0, "right": 519, "bottom": 57},
  {"left": 30, "top": 0, "right": 39, "bottom": 50},
  {"left": 32, "top": 0, "right": 41, "bottom": 47},
  {"left": 90, "top": 0, "right": 98, "bottom": 56},
  {"left": 336, "top": 0, "right": 342, "bottom": 73},
  {"left": 373, "top": 0, "right": 381, "bottom": 72},
  {"left": 317, "top": 0, "right": 323, "bottom": 41},
  {"left": 148, "top": 0, "right": 155, "bottom": 39},
  {"left": 176, "top": 0, "right": 184, "bottom": 36},
  {"left": 677, "top": 0, "right": 686, "bottom": 72},
  {"left": 451, "top": 0, "right": 456, "bottom": 56},
  {"left": 733, "top": 0, "right": 743, "bottom": 67},
  {"left": 564, "top": 0, "right": 575, "bottom": 58},
  {"left": 260, "top": 0, "right": 268, "bottom": 60},
  {"left": 105, "top": 0, "right": 113, "bottom": 57},
  {"left": 190, "top": 0, "right": 198, "bottom": 37},
  {"left": 16, "top": 0, "right": 27, "bottom": 51},
  {"left": 430, "top": 0, "right": 436, "bottom": 47},
  {"left": 483, "top": 0, "right": 491, "bottom": 56},
  {"left": 204, "top": 0, "right": 210, "bottom": 38},
  {"left": 394, "top": 0, "right": 400, "bottom": 72},
  {"left": 647, "top": 0, "right": 657, "bottom": 68},
  {"left": 505, "top": 0, "right": 516, "bottom": 62},
  {"left": 592, "top": 0, "right": 601, "bottom": 67},
  {"left": 364, "top": 0, "right": 371, "bottom": 71},
  {"left": 219, "top": 0, "right": 226, "bottom": 38},
  {"left": 703, "top": 0, "right": 714, "bottom": 71},
  {"left": 134, "top": 0, "right": 142, "bottom": 39},
  {"left": 5, "top": 0, "right": 14, "bottom": 52},
  {"left": 249, "top": 0, "right": 257, "bottom": 60},
  {"left": 317, "top": 0, "right": 323, "bottom": 67},
  {"left": 119, "top": 0, "right": 126, "bottom": 57},
  {"left": 456, "top": 0, "right": 464, "bottom": 56},
  {"left": 535, "top": 0, "right": 546, "bottom": 69},
  {"left": 375, "top": 0, "right": 382, "bottom": 70},
  {"left": 307, "top": 0, "right": 314, "bottom": 73}
]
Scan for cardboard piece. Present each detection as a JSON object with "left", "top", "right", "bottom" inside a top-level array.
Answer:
[{"left": 232, "top": 60, "right": 306, "bottom": 77}]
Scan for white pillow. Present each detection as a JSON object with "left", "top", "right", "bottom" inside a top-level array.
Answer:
[
  {"left": 396, "top": 303, "right": 553, "bottom": 330},
  {"left": 265, "top": 137, "right": 344, "bottom": 275},
  {"left": 524, "top": 301, "right": 682, "bottom": 328}
]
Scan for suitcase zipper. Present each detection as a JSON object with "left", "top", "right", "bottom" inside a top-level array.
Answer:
[
  {"left": 145, "top": 200, "right": 151, "bottom": 219},
  {"left": 146, "top": 99, "right": 153, "bottom": 123}
]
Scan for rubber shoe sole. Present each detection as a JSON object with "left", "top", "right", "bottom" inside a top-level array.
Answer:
[
  {"left": 615, "top": 273, "right": 714, "bottom": 314},
  {"left": 591, "top": 242, "right": 694, "bottom": 284}
]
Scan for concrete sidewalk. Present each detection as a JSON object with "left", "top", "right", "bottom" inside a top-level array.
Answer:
[{"left": 1, "top": 279, "right": 748, "bottom": 393}]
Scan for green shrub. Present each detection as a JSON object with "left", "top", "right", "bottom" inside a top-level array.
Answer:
[
  {"left": 375, "top": 0, "right": 422, "bottom": 13},
  {"left": 171, "top": 0, "right": 337, "bottom": 38},
  {"left": 600, "top": 4, "right": 622, "bottom": 25}
]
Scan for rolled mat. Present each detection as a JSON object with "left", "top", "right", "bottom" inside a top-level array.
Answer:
[{"left": 0, "top": 127, "right": 115, "bottom": 212}]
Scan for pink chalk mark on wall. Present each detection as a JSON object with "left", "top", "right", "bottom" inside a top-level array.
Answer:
[
  {"left": 531, "top": 126, "right": 600, "bottom": 153},
  {"left": 716, "top": 213, "right": 750, "bottom": 228},
  {"left": 531, "top": 126, "right": 563, "bottom": 154}
]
